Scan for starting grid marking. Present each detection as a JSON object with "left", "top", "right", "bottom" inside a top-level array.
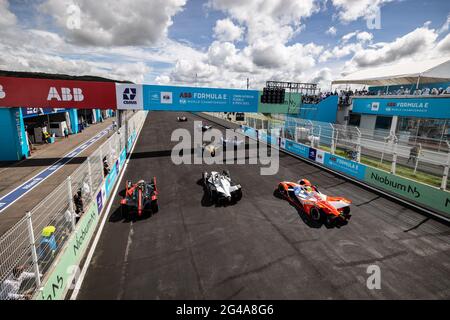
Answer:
[{"left": 0, "top": 126, "right": 112, "bottom": 213}]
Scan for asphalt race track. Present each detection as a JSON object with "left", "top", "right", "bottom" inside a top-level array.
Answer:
[{"left": 77, "top": 111, "right": 450, "bottom": 299}]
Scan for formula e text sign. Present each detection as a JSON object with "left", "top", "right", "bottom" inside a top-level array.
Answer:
[
  {"left": 141, "top": 85, "right": 259, "bottom": 112},
  {"left": 352, "top": 97, "right": 450, "bottom": 119}
]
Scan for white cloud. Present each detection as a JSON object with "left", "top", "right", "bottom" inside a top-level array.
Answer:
[
  {"left": 170, "top": 59, "right": 219, "bottom": 84},
  {"left": 332, "top": 0, "right": 392, "bottom": 23},
  {"left": 207, "top": 0, "right": 318, "bottom": 45},
  {"left": 436, "top": 33, "right": 450, "bottom": 53},
  {"left": 356, "top": 31, "right": 373, "bottom": 43},
  {"left": 1, "top": 0, "right": 447, "bottom": 93},
  {"left": 213, "top": 18, "right": 243, "bottom": 42},
  {"left": 208, "top": 41, "right": 237, "bottom": 66},
  {"left": 351, "top": 26, "right": 438, "bottom": 68},
  {"left": 438, "top": 13, "right": 450, "bottom": 34},
  {"left": 39, "top": 0, "right": 187, "bottom": 46},
  {"left": 0, "top": 43, "right": 151, "bottom": 83},
  {"left": 251, "top": 41, "right": 322, "bottom": 71},
  {"left": 207, "top": 41, "right": 254, "bottom": 73},
  {"left": 319, "top": 43, "right": 362, "bottom": 62},
  {"left": 326, "top": 26, "right": 337, "bottom": 35},
  {"left": 342, "top": 31, "right": 357, "bottom": 43},
  {"left": 308, "top": 67, "right": 334, "bottom": 89},
  {"left": 155, "top": 75, "right": 171, "bottom": 84},
  {"left": 196, "top": 0, "right": 323, "bottom": 87},
  {"left": 0, "top": 16, "right": 154, "bottom": 83},
  {"left": 341, "top": 31, "right": 373, "bottom": 44},
  {"left": 251, "top": 43, "right": 289, "bottom": 68},
  {"left": 0, "top": 0, "right": 17, "bottom": 27}
]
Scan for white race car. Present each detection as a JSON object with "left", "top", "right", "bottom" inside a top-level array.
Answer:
[
  {"left": 202, "top": 170, "right": 242, "bottom": 204},
  {"left": 202, "top": 142, "right": 219, "bottom": 157},
  {"left": 221, "top": 136, "right": 244, "bottom": 148}
]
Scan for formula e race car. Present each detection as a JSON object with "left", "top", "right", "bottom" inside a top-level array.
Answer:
[
  {"left": 202, "top": 170, "right": 242, "bottom": 205},
  {"left": 221, "top": 136, "right": 244, "bottom": 148},
  {"left": 177, "top": 116, "right": 188, "bottom": 122},
  {"left": 120, "top": 178, "right": 159, "bottom": 217},
  {"left": 202, "top": 142, "right": 219, "bottom": 157},
  {"left": 276, "top": 179, "right": 351, "bottom": 224},
  {"left": 197, "top": 123, "right": 213, "bottom": 132}
]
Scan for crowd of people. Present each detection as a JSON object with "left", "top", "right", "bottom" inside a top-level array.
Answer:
[
  {"left": 301, "top": 89, "right": 371, "bottom": 105},
  {"left": 375, "top": 86, "right": 450, "bottom": 96},
  {"left": 302, "top": 85, "right": 450, "bottom": 106},
  {"left": 301, "top": 91, "right": 338, "bottom": 104},
  {"left": 340, "top": 86, "right": 450, "bottom": 101}
]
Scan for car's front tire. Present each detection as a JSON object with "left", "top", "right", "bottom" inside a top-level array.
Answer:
[
  {"left": 232, "top": 189, "right": 242, "bottom": 202},
  {"left": 310, "top": 207, "right": 323, "bottom": 222},
  {"left": 151, "top": 200, "right": 159, "bottom": 213},
  {"left": 121, "top": 204, "right": 129, "bottom": 220},
  {"left": 277, "top": 184, "right": 286, "bottom": 197}
]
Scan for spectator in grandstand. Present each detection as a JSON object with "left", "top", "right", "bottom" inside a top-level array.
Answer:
[
  {"left": 335, "top": 85, "right": 450, "bottom": 98},
  {"left": 0, "top": 266, "right": 38, "bottom": 300},
  {"left": 338, "top": 90, "right": 352, "bottom": 105}
]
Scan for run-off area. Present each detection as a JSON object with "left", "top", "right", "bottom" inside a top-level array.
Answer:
[{"left": 77, "top": 111, "right": 450, "bottom": 300}]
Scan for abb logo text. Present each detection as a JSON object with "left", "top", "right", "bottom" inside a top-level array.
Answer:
[{"left": 47, "top": 87, "right": 84, "bottom": 102}]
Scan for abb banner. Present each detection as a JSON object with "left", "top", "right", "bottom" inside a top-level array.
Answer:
[{"left": 0, "top": 76, "right": 117, "bottom": 109}]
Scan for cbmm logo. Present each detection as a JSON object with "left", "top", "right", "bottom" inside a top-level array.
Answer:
[{"left": 123, "top": 88, "right": 137, "bottom": 104}]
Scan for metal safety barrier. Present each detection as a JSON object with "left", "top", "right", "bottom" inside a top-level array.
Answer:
[
  {"left": 0, "top": 111, "right": 147, "bottom": 300},
  {"left": 206, "top": 112, "right": 450, "bottom": 191}
]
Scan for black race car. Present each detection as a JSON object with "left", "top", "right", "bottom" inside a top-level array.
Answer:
[
  {"left": 177, "top": 116, "right": 188, "bottom": 122},
  {"left": 120, "top": 179, "right": 159, "bottom": 217},
  {"left": 197, "top": 123, "right": 213, "bottom": 132}
]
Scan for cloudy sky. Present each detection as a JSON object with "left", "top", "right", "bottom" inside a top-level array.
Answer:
[{"left": 0, "top": 0, "right": 449, "bottom": 89}]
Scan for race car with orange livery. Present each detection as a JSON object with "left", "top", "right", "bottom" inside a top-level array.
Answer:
[
  {"left": 276, "top": 179, "right": 351, "bottom": 224},
  {"left": 120, "top": 178, "right": 159, "bottom": 218}
]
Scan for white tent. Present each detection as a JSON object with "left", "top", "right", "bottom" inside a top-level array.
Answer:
[{"left": 332, "top": 57, "right": 450, "bottom": 86}]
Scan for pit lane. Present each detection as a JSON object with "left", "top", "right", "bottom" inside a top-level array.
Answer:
[{"left": 77, "top": 111, "right": 450, "bottom": 299}]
